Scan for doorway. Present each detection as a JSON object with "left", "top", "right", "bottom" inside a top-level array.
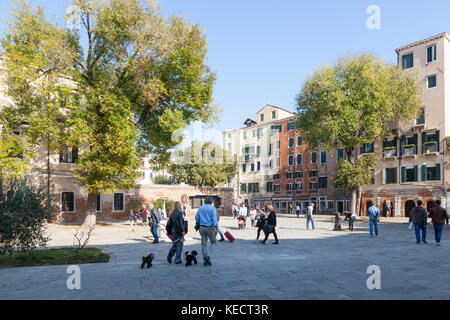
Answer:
[
  {"left": 405, "top": 200, "right": 416, "bottom": 218},
  {"left": 337, "top": 201, "right": 344, "bottom": 214}
]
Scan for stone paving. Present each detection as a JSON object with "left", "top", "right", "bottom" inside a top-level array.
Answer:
[{"left": 1, "top": 215, "right": 450, "bottom": 300}]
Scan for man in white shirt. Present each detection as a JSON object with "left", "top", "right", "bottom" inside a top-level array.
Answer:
[
  {"left": 307, "top": 203, "right": 315, "bottom": 230},
  {"left": 296, "top": 205, "right": 301, "bottom": 218},
  {"left": 239, "top": 203, "right": 248, "bottom": 229}
]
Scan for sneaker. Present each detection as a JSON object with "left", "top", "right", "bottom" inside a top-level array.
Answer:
[
  {"left": 422, "top": 240, "right": 428, "bottom": 244},
  {"left": 259, "top": 241, "right": 266, "bottom": 244},
  {"left": 272, "top": 242, "right": 279, "bottom": 245},
  {"left": 167, "top": 255, "right": 172, "bottom": 264},
  {"left": 205, "top": 256, "right": 212, "bottom": 266},
  {"left": 203, "top": 261, "right": 208, "bottom": 266},
  {"left": 437, "top": 243, "right": 441, "bottom": 246},
  {"left": 219, "top": 239, "right": 225, "bottom": 242}
]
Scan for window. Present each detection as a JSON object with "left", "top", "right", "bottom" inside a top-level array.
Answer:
[
  {"left": 268, "top": 143, "right": 273, "bottom": 156},
  {"left": 428, "top": 75, "right": 437, "bottom": 88},
  {"left": 286, "top": 172, "right": 293, "bottom": 180},
  {"left": 242, "top": 164, "right": 246, "bottom": 173},
  {"left": 62, "top": 192, "right": 75, "bottom": 212},
  {"left": 248, "top": 183, "right": 253, "bottom": 193},
  {"left": 318, "top": 177, "right": 328, "bottom": 189},
  {"left": 276, "top": 140, "right": 280, "bottom": 150},
  {"left": 273, "top": 185, "right": 281, "bottom": 192},
  {"left": 309, "top": 170, "right": 318, "bottom": 178},
  {"left": 288, "top": 155, "right": 294, "bottom": 166},
  {"left": 383, "top": 138, "right": 397, "bottom": 158},
  {"left": 320, "top": 151, "right": 327, "bottom": 164},
  {"left": 295, "top": 183, "right": 303, "bottom": 192},
  {"left": 416, "top": 107, "right": 425, "bottom": 125},
  {"left": 257, "top": 128, "right": 263, "bottom": 137},
  {"left": 294, "top": 171, "right": 303, "bottom": 179},
  {"left": 402, "top": 53, "right": 413, "bottom": 69},
  {"left": 260, "top": 114, "right": 264, "bottom": 122},
  {"left": 423, "top": 130, "right": 440, "bottom": 154},
  {"left": 371, "top": 170, "right": 375, "bottom": 185},
  {"left": 257, "top": 161, "right": 261, "bottom": 171},
  {"left": 250, "top": 163, "right": 255, "bottom": 172},
  {"left": 427, "top": 44, "right": 437, "bottom": 63},
  {"left": 97, "top": 194, "right": 102, "bottom": 212},
  {"left": 243, "top": 131, "right": 247, "bottom": 140},
  {"left": 271, "top": 125, "right": 282, "bottom": 134},
  {"left": 114, "top": 193, "right": 124, "bottom": 211},
  {"left": 402, "top": 166, "right": 418, "bottom": 183},
  {"left": 383, "top": 168, "right": 397, "bottom": 184},
  {"left": 272, "top": 111, "right": 276, "bottom": 119},
  {"left": 269, "top": 160, "right": 273, "bottom": 169},
  {"left": 253, "top": 183, "right": 260, "bottom": 193},
  {"left": 241, "top": 184, "right": 247, "bottom": 193},
  {"left": 287, "top": 121, "right": 295, "bottom": 131},
  {"left": 289, "top": 138, "right": 294, "bottom": 148},
  {"left": 60, "top": 146, "right": 78, "bottom": 164},
  {"left": 286, "top": 184, "right": 293, "bottom": 192},
  {"left": 256, "top": 146, "right": 261, "bottom": 157},
  {"left": 311, "top": 152, "right": 317, "bottom": 164},
  {"left": 309, "top": 182, "right": 317, "bottom": 191},
  {"left": 401, "top": 134, "right": 417, "bottom": 156},
  {"left": 297, "top": 136, "right": 302, "bottom": 146},
  {"left": 360, "top": 143, "right": 374, "bottom": 154},
  {"left": 276, "top": 157, "right": 280, "bottom": 168},
  {"left": 337, "top": 149, "right": 344, "bottom": 160},
  {"left": 297, "top": 154, "right": 302, "bottom": 165},
  {"left": 266, "top": 182, "right": 273, "bottom": 192},
  {"left": 252, "top": 129, "right": 256, "bottom": 138},
  {"left": 422, "top": 164, "right": 441, "bottom": 181},
  {"left": 273, "top": 174, "right": 281, "bottom": 180}
]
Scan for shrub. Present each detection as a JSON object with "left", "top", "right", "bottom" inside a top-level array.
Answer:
[
  {"left": 153, "top": 199, "right": 175, "bottom": 213},
  {"left": 152, "top": 175, "right": 176, "bottom": 185},
  {"left": 128, "top": 197, "right": 144, "bottom": 213},
  {"left": 0, "top": 178, "right": 52, "bottom": 255}
]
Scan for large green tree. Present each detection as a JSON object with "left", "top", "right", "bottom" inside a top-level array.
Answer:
[
  {"left": 169, "top": 141, "right": 237, "bottom": 188},
  {"left": 1, "top": 0, "right": 216, "bottom": 224},
  {"left": 296, "top": 54, "right": 422, "bottom": 215}
]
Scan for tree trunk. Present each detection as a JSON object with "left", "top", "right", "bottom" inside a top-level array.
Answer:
[
  {"left": 356, "top": 186, "right": 362, "bottom": 216},
  {"left": 82, "top": 192, "right": 97, "bottom": 226},
  {"left": 350, "top": 189, "right": 357, "bottom": 215}
]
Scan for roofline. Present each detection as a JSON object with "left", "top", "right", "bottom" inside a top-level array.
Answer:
[
  {"left": 256, "top": 104, "right": 296, "bottom": 116},
  {"left": 395, "top": 32, "right": 450, "bottom": 53}
]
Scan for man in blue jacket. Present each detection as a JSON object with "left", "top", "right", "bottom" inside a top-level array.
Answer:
[
  {"left": 149, "top": 205, "right": 161, "bottom": 243},
  {"left": 195, "top": 197, "right": 218, "bottom": 266},
  {"left": 367, "top": 200, "right": 380, "bottom": 238}
]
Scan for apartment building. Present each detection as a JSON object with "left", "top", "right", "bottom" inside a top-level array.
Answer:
[{"left": 361, "top": 33, "right": 450, "bottom": 217}]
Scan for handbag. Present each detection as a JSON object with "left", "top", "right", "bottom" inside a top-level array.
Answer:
[
  {"left": 264, "top": 224, "right": 274, "bottom": 234},
  {"left": 408, "top": 221, "right": 413, "bottom": 230}
]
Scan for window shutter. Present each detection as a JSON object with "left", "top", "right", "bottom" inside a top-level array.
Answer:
[
  {"left": 436, "top": 130, "right": 440, "bottom": 152},
  {"left": 413, "top": 134, "right": 418, "bottom": 154},
  {"left": 382, "top": 168, "right": 386, "bottom": 185},
  {"left": 73, "top": 147, "right": 78, "bottom": 162},
  {"left": 414, "top": 166, "right": 418, "bottom": 182},
  {"left": 401, "top": 167, "right": 406, "bottom": 183},
  {"left": 393, "top": 137, "right": 398, "bottom": 157},
  {"left": 422, "top": 132, "right": 426, "bottom": 154},
  {"left": 436, "top": 163, "right": 441, "bottom": 180},
  {"left": 394, "top": 169, "right": 398, "bottom": 183},
  {"left": 421, "top": 165, "right": 427, "bottom": 181},
  {"left": 400, "top": 136, "right": 406, "bottom": 156}
]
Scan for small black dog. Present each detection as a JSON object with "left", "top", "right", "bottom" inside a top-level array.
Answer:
[
  {"left": 141, "top": 253, "right": 155, "bottom": 269},
  {"left": 185, "top": 251, "right": 198, "bottom": 267}
]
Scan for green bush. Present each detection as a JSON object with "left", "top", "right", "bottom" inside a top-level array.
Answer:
[
  {"left": 153, "top": 199, "right": 175, "bottom": 213},
  {"left": 0, "top": 178, "right": 52, "bottom": 255},
  {"left": 153, "top": 175, "right": 176, "bottom": 185},
  {"left": 128, "top": 197, "right": 144, "bottom": 213}
]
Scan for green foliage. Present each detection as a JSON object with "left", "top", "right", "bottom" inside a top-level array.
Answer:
[
  {"left": 297, "top": 54, "right": 422, "bottom": 191},
  {"left": 128, "top": 197, "right": 144, "bottom": 213},
  {"left": 153, "top": 198, "right": 174, "bottom": 213},
  {"left": 0, "top": 129, "right": 30, "bottom": 181},
  {"left": 0, "top": 178, "right": 52, "bottom": 255},
  {"left": 169, "top": 141, "right": 237, "bottom": 188},
  {"left": 153, "top": 175, "right": 176, "bottom": 185}
]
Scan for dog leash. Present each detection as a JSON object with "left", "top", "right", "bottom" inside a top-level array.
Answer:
[{"left": 159, "top": 223, "right": 184, "bottom": 244}]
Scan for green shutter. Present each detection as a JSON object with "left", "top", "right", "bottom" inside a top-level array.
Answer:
[
  {"left": 422, "top": 165, "right": 427, "bottom": 181},
  {"left": 436, "top": 163, "right": 441, "bottom": 180},
  {"left": 382, "top": 168, "right": 386, "bottom": 184},
  {"left": 414, "top": 134, "right": 418, "bottom": 154},
  {"left": 414, "top": 166, "right": 418, "bottom": 182},
  {"left": 436, "top": 130, "right": 440, "bottom": 152},
  {"left": 401, "top": 167, "right": 406, "bottom": 183}
]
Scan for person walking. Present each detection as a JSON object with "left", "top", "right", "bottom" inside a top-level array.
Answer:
[
  {"left": 367, "top": 200, "right": 380, "bottom": 238},
  {"left": 296, "top": 204, "right": 301, "bottom": 218},
  {"left": 428, "top": 199, "right": 449, "bottom": 246},
  {"left": 232, "top": 203, "right": 238, "bottom": 220},
  {"left": 306, "top": 203, "right": 315, "bottom": 230},
  {"left": 141, "top": 205, "right": 148, "bottom": 224},
  {"left": 195, "top": 197, "right": 218, "bottom": 266},
  {"left": 260, "top": 205, "right": 279, "bottom": 245},
  {"left": 409, "top": 200, "right": 428, "bottom": 244},
  {"left": 128, "top": 210, "right": 137, "bottom": 232},
  {"left": 250, "top": 206, "right": 257, "bottom": 228},
  {"left": 166, "top": 202, "right": 186, "bottom": 264},
  {"left": 149, "top": 205, "right": 161, "bottom": 243},
  {"left": 349, "top": 212, "right": 356, "bottom": 231},
  {"left": 256, "top": 209, "right": 266, "bottom": 240}
]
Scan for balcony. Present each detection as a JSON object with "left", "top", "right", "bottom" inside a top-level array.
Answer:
[
  {"left": 383, "top": 147, "right": 397, "bottom": 159},
  {"left": 402, "top": 145, "right": 416, "bottom": 157},
  {"left": 424, "top": 142, "right": 438, "bottom": 155}
]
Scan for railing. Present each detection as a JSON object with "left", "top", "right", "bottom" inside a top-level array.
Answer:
[
  {"left": 424, "top": 142, "right": 437, "bottom": 154},
  {"left": 383, "top": 148, "right": 396, "bottom": 158},
  {"left": 403, "top": 145, "right": 416, "bottom": 156}
]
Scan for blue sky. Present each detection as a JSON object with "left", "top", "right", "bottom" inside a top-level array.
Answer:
[{"left": 1, "top": 0, "right": 450, "bottom": 136}]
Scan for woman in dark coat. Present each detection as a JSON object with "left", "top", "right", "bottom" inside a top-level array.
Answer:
[
  {"left": 167, "top": 202, "right": 186, "bottom": 264},
  {"left": 260, "top": 205, "right": 279, "bottom": 245}
]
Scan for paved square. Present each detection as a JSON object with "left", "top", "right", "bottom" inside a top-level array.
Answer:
[{"left": 1, "top": 215, "right": 449, "bottom": 300}]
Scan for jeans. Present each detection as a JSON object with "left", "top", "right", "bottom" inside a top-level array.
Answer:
[
  {"left": 199, "top": 226, "right": 217, "bottom": 261},
  {"left": 414, "top": 224, "right": 427, "bottom": 243},
  {"left": 433, "top": 224, "right": 444, "bottom": 243},
  {"left": 349, "top": 216, "right": 356, "bottom": 231},
  {"left": 151, "top": 221, "right": 159, "bottom": 243},
  {"left": 296, "top": 210, "right": 300, "bottom": 218},
  {"left": 217, "top": 228, "right": 224, "bottom": 240},
  {"left": 307, "top": 216, "right": 315, "bottom": 230},
  {"left": 168, "top": 233, "right": 183, "bottom": 263},
  {"left": 369, "top": 219, "right": 378, "bottom": 237}
]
